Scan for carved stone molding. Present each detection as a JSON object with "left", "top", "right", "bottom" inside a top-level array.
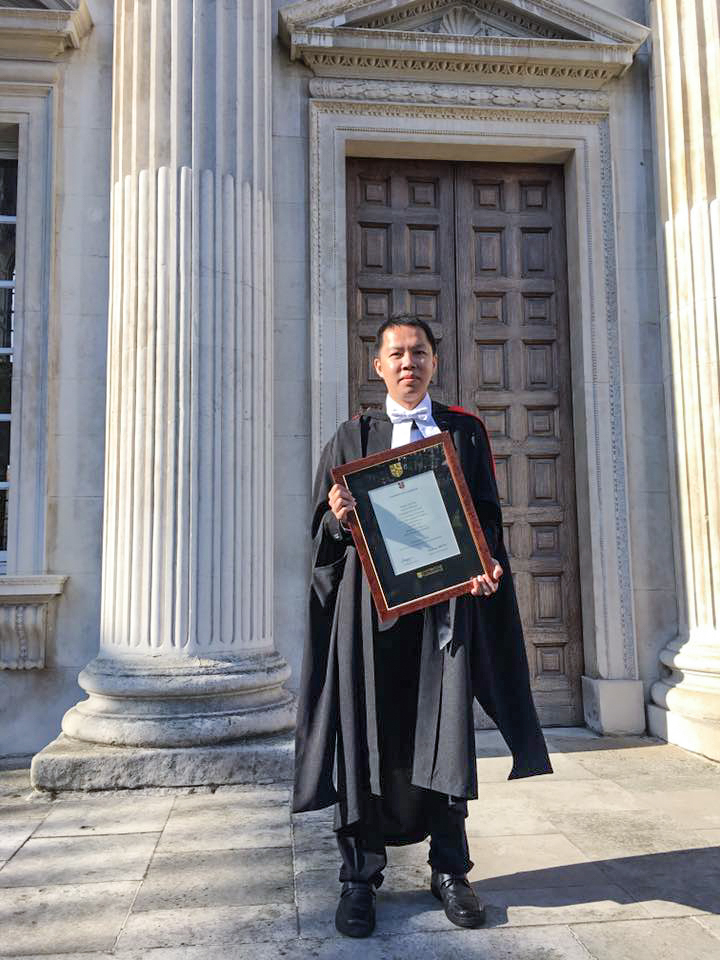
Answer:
[
  {"left": 310, "top": 96, "right": 596, "bottom": 124},
  {"left": 0, "top": 1, "right": 92, "bottom": 61},
  {"left": 309, "top": 77, "right": 610, "bottom": 111},
  {"left": 0, "top": 576, "right": 67, "bottom": 670},
  {"left": 301, "top": 49, "right": 621, "bottom": 89},
  {"left": 279, "top": 0, "right": 650, "bottom": 89},
  {"left": 598, "top": 119, "right": 634, "bottom": 677}
]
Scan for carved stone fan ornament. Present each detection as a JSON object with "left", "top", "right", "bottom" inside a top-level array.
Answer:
[{"left": 418, "top": 4, "right": 515, "bottom": 37}]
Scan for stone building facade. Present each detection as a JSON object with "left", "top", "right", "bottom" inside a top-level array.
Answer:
[{"left": 0, "top": 0, "right": 717, "bottom": 785}]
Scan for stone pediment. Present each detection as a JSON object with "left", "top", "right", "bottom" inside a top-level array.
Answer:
[
  {"left": 305, "top": 0, "right": 578, "bottom": 39},
  {"left": 279, "top": 0, "right": 650, "bottom": 89},
  {"left": 392, "top": 4, "right": 564, "bottom": 40}
]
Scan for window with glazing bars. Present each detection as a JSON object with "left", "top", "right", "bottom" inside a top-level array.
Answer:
[{"left": 0, "top": 158, "right": 16, "bottom": 574}]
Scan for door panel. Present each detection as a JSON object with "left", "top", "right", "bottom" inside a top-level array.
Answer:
[
  {"left": 346, "top": 159, "right": 458, "bottom": 413},
  {"left": 455, "top": 164, "right": 582, "bottom": 726},
  {"left": 346, "top": 158, "right": 583, "bottom": 725}
]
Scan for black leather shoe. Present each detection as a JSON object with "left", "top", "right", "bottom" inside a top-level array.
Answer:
[
  {"left": 430, "top": 870, "right": 486, "bottom": 928},
  {"left": 335, "top": 881, "right": 376, "bottom": 938}
]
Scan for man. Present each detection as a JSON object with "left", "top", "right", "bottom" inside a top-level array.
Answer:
[{"left": 293, "top": 315, "right": 551, "bottom": 938}]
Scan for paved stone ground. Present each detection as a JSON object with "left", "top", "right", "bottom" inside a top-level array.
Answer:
[{"left": 2, "top": 729, "right": 720, "bottom": 959}]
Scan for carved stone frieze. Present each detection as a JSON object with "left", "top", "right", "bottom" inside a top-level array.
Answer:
[
  {"left": 302, "top": 51, "right": 617, "bottom": 89},
  {"left": 308, "top": 76, "right": 609, "bottom": 111},
  {"left": 311, "top": 97, "right": 595, "bottom": 125}
]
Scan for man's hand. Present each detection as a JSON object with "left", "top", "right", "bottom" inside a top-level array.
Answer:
[
  {"left": 328, "top": 483, "right": 356, "bottom": 527},
  {"left": 470, "top": 560, "right": 503, "bottom": 597}
]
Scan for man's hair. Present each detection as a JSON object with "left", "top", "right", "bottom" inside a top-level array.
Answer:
[{"left": 374, "top": 314, "right": 437, "bottom": 356}]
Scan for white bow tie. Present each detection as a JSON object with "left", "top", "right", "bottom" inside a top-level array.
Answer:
[
  {"left": 386, "top": 395, "right": 440, "bottom": 448},
  {"left": 386, "top": 397, "right": 432, "bottom": 424}
]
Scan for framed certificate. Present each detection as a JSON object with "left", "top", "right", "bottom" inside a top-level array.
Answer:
[{"left": 331, "top": 432, "right": 494, "bottom": 622}]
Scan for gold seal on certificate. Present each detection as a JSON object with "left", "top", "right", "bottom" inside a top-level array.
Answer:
[{"left": 331, "top": 432, "right": 494, "bottom": 622}]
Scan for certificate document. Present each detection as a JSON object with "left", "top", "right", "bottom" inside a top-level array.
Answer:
[
  {"left": 330, "top": 432, "right": 493, "bottom": 621},
  {"left": 368, "top": 469, "right": 461, "bottom": 576}
]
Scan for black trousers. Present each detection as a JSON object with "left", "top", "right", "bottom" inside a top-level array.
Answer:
[
  {"left": 336, "top": 611, "right": 473, "bottom": 887},
  {"left": 337, "top": 791, "right": 472, "bottom": 886}
]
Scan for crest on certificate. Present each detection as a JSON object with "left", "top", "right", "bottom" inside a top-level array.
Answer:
[{"left": 389, "top": 461, "right": 403, "bottom": 478}]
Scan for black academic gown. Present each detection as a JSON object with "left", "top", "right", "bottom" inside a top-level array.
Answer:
[{"left": 293, "top": 402, "right": 552, "bottom": 829}]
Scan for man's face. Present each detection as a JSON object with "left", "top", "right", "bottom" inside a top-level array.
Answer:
[{"left": 373, "top": 325, "right": 437, "bottom": 410}]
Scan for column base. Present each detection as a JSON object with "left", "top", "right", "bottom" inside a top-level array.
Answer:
[
  {"left": 648, "top": 634, "right": 720, "bottom": 761},
  {"left": 647, "top": 703, "right": 720, "bottom": 762},
  {"left": 582, "top": 676, "right": 646, "bottom": 735},
  {"left": 61, "top": 653, "right": 295, "bottom": 748},
  {"left": 31, "top": 731, "right": 294, "bottom": 792}
]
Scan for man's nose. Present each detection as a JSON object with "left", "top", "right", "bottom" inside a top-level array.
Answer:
[{"left": 401, "top": 352, "right": 415, "bottom": 366}]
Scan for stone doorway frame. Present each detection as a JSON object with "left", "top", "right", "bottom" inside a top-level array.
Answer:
[{"left": 307, "top": 81, "right": 644, "bottom": 729}]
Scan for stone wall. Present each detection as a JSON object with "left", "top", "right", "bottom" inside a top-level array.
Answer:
[{"left": 1, "top": 0, "right": 113, "bottom": 756}]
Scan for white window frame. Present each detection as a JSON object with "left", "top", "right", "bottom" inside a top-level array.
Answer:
[
  {"left": 0, "top": 10, "right": 91, "bottom": 667},
  {"left": 0, "top": 84, "right": 54, "bottom": 576},
  {"left": 0, "top": 160, "right": 17, "bottom": 575}
]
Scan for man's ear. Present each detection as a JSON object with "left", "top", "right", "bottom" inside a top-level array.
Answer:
[{"left": 373, "top": 354, "right": 383, "bottom": 378}]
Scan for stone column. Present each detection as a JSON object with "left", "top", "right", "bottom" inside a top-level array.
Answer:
[
  {"left": 647, "top": 0, "right": 720, "bottom": 760},
  {"left": 34, "top": 0, "right": 294, "bottom": 786}
]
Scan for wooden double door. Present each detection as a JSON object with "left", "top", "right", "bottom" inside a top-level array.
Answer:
[{"left": 346, "top": 158, "right": 583, "bottom": 726}]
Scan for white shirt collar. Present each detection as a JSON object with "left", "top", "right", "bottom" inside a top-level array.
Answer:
[
  {"left": 385, "top": 393, "right": 441, "bottom": 448},
  {"left": 385, "top": 392, "right": 433, "bottom": 424}
]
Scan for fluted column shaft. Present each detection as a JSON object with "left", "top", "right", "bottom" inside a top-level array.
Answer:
[
  {"left": 62, "top": 0, "right": 293, "bottom": 747},
  {"left": 648, "top": 0, "right": 720, "bottom": 759}
]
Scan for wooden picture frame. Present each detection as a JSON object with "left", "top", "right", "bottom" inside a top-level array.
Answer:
[{"left": 331, "top": 432, "right": 494, "bottom": 622}]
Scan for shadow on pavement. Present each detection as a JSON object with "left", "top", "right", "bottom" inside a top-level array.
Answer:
[
  {"left": 473, "top": 730, "right": 671, "bottom": 759},
  {"left": 376, "top": 846, "right": 720, "bottom": 925}
]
